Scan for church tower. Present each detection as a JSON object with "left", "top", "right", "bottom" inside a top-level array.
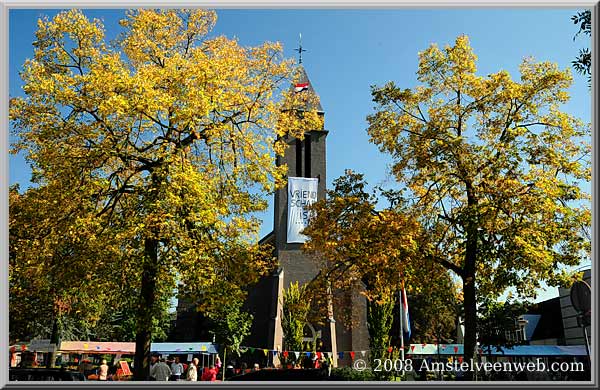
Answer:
[
  {"left": 243, "top": 63, "right": 369, "bottom": 367},
  {"left": 274, "top": 65, "right": 327, "bottom": 283},
  {"left": 243, "top": 64, "right": 333, "bottom": 356},
  {"left": 271, "top": 65, "right": 334, "bottom": 356}
]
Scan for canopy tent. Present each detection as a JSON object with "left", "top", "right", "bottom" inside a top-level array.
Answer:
[
  {"left": 59, "top": 341, "right": 135, "bottom": 354},
  {"left": 487, "top": 345, "right": 587, "bottom": 357},
  {"left": 407, "top": 344, "right": 587, "bottom": 357},
  {"left": 55, "top": 341, "right": 218, "bottom": 355},
  {"left": 11, "top": 340, "right": 56, "bottom": 353},
  {"left": 10, "top": 344, "right": 30, "bottom": 352},
  {"left": 150, "top": 342, "right": 218, "bottom": 354},
  {"left": 408, "top": 344, "right": 463, "bottom": 355}
]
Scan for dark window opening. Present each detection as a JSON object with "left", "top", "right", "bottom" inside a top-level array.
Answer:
[
  {"left": 295, "top": 138, "right": 302, "bottom": 177},
  {"left": 304, "top": 134, "right": 312, "bottom": 178}
]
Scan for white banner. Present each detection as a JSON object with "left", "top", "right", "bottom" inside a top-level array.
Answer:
[{"left": 287, "top": 177, "right": 319, "bottom": 243}]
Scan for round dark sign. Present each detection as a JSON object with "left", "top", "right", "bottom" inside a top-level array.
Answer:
[{"left": 570, "top": 280, "right": 591, "bottom": 314}]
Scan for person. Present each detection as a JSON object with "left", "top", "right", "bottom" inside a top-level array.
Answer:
[
  {"left": 253, "top": 363, "right": 260, "bottom": 371},
  {"left": 186, "top": 358, "right": 198, "bottom": 381},
  {"left": 77, "top": 358, "right": 84, "bottom": 374},
  {"left": 98, "top": 359, "right": 109, "bottom": 381},
  {"left": 148, "top": 354, "right": 159, "bottom": 380},
  {"left": 204, "top": 365, "right": 218, "bottom": 381},
  {"left": 320, "top": 356, "right": 330, "bottom": 377},
  {"left": 170, "top": 357, "right": 184, "bottom": 381},
  {"left": 150, "top": 357, "right": 172, "bottom": 381},
  {"left": 225, "top": 361, "right": 235, "bottom": 378},
  {"left": 108, "top": 360, "right": 119, "bottom": 379}
]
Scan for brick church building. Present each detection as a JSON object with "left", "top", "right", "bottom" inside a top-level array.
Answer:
[{"left": 171, "top": 65, "right": 369, "bottom": 367}]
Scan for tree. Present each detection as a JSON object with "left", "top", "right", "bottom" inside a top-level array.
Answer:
[
  {"left": 404, "top": 270, "right": 459, "bottom": 345},
  {"left": 211, "top": 302, "right": 253, "bottom": 356},
  {"left": 9, "top": 183, "right": 128, "bottom": 366},
  {"left": 281, "top": 281, "right": 311, "bottom": 353},
  {"left": 477, "top": 297, "right": 530, "bottom": 354},
  {"left": 367, "top": 35, "right": 591, "bottom": 377},
  {"left": 209, "top": 297, "right": 253, "bottom": 377},
  {"left": 303, "top": 171, "right": 423, "bottom": 302},
  {"left": 303, "top": 171, "right": 456, "bottom": 367},
  {"left": 10, "top": 9, "right": 319, "bottom": 379},
  {"left": 571, "top": 10, "right": 591, "bottom": 88},
  {"left": 366, "top": 293, "right": 394, "bottom": 368}
]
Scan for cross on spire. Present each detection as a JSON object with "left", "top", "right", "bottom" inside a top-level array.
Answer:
[{"left": 294, "top": 33, "right": 307, "bottom": 64}]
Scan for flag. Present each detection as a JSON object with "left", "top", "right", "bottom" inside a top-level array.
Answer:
[
  {"left": 294, "top": 83, "right": 309, "bottom": 92},
  {"left": 401, "top": 287, "right": 412, "bottom": 342}
]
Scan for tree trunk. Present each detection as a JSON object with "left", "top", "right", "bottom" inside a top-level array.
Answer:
[
  {"left": 462, "top": 273, "right": 477, "bottom": 381},
  {"left": 462, "top": 184, "right": 478, "bottom": 381},
  {"left": 45, "top": 315, "right": 60, "bottom": 368},
  {"left": 133, "top": 236, "right": 159, "bottom": 381}
]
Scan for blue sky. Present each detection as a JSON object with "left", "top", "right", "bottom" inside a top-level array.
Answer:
[{"left": 9, "top": 8, "right": 592, "bottom": 303}]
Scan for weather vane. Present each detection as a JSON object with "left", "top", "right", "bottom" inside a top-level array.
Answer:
[{"left": 294, "top": 33, "right": 307, "bottom": 64}]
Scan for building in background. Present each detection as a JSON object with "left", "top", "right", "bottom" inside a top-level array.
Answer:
[
  {"left": 500, "top": 268, "right": 591, "bottom": 349},
  {"left": 559, "top": 268, "right": 592, "bottom": 347}
]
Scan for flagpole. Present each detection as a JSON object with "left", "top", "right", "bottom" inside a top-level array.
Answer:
[
  {"left": 399, "top": 288, "right": 404, "bottom": 361},
  {"left": 399, "top": 276, "right": 405, "bottom": 378}
]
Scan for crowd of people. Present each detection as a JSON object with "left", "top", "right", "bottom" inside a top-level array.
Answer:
[
  {"left": 146, "top": 353, "right": 333, "bottom": 381},
  {"left": 63, "top": 351, "right": 333, "bottom": 381},
  {"left": 149, "top": 354, "right": 225, "bottom": 381}
]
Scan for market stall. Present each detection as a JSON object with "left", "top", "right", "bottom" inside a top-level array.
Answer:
[
  {"left": 150, "top": 342, "right": 219, "bottom": 368},
  {"left": 406, "top": 344, "right": 587, "bottom": 357},
  {"left": 10, "top": 340, "right": 57, "bottom": 367},
  {"left": 58, "top": 341, "right": 136, "bottom": 379},
  {"left": 59, "top": 341, "right": 136, "bottom": 355}
]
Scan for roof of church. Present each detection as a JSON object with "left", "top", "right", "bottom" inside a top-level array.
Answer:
[
  {"left": 288, "top": 65, "right": 324, "bottom": 113},
  {"left": 258, "top": 230, "right": 275, "bottom": 246}
]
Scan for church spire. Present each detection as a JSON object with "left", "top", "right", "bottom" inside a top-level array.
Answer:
[
  {"left": 294, "top": 33, "right": 307, "bottom": 64},
  {"left": 288, "top": 65, "right": 324, "bottom": 114}
]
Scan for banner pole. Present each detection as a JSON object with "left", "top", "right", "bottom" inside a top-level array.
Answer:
[{"left": 399, "top": 276, "right": 405, "bottom": 378}]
